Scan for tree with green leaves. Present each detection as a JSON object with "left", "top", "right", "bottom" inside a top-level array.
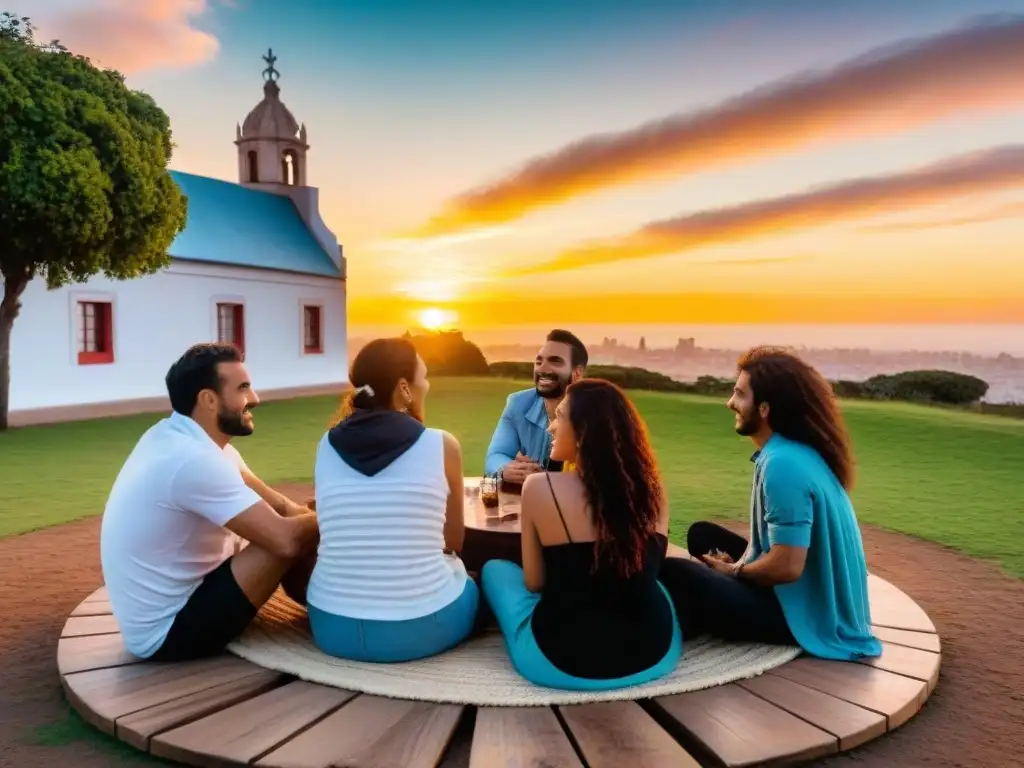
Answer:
[{"left": 0, "top": 12, "right": 187, "bottom": 429}]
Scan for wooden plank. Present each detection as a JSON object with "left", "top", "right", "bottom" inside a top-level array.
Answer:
[
  {"left": 62, "top": 654, "right": 263, "bottom": 735},
  {"left": 770, "top": 657, "right": 926, "bottom": 730},
  {"left": 469, "top": 706, "right": 582, "bottom": 768},
  {"left": 61, "top": 614, "right": 120, "bottom": 638},
  {"left": 868, "top": 575, "right": 936, "bottom": 633},
  {"left": 117, "top": 669, "right": 286, "bottom": 750},
  {"left": 71, "top": 600, "right": 113, "bottom": 617},
  {"left": 738, "top": 673, "right": 887, "bottom": 751},
  {"left": 57, "top": 634, "right": 142, "bottom": 675},
  {"left": 152, "top": 681, "right": 356, "bottom": 767},
  {"left": 256, "top": 694, "right": 463, "bottom": 768},
  {"left": 872, "top": 625, "right": 941, "bottom": 653},
  {"left": 858, "top": 641, "right": 941, "bottom": 692},
  {"left": 558, "top": 701, "right": 700, "bottom": 768},
  {"left": 437, "top": 709, "right": 474, "bottom": 768},
  {"left": 83, "top": 586, "right": 109, "bottom": 603},
  {"left": 651, "top": 683, "right": 837, "bottom": 767}
]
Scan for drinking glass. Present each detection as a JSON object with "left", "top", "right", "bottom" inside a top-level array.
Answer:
[{"left": 480, "top": 473, "right": 499, "bottom": 510}]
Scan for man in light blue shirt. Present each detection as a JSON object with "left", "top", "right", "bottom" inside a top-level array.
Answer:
[
  {"left": 659, "top": 346, "right": 882, "bottom": 661},
  {"left": 484, "top": 329, "right": 588, "bottom": 482}
]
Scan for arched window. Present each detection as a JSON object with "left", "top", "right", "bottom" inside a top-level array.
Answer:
[{"left": 282, "top": 150, "right": 298, "bottom": 185}]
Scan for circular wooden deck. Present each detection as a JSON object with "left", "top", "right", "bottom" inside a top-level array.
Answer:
[{"left": 58, "top": 567, "right": 940, "bottom": 768}]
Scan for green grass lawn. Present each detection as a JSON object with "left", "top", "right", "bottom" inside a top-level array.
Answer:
[{"left": 2, "top": 376, "right": 1023, "bottom": 577}]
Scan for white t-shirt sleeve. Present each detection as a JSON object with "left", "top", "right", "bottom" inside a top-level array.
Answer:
[
  {"left": 170, "top": 452, "right": 263, "bottom": 527},
  {"left": 222, "top": 443, "right": 251, "bottom": 473}
]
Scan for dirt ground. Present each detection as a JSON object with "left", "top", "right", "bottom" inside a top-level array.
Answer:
[{"left": 1, "top": 484, "right": 1022, "bottom": 767}]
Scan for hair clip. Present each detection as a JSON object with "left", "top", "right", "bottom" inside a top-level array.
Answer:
[{"left": 353, "top": 384, "right": 375, "bottom": 397}]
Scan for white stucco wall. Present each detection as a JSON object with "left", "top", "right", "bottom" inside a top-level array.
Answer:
[{"left": 8, "top": 260, "right": 347, "bottom": 412}]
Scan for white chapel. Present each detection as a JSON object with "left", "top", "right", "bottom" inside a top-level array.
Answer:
[{"left": 8, "top": 51, "right": 347, "bottom": 426}]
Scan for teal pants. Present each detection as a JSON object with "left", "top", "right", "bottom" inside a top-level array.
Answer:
[
  {"left": 308, "top": 578, "right": 479, "bottom": 663},
  {"left": 481, "top": 559, "right": 683, "bottom": 690}
]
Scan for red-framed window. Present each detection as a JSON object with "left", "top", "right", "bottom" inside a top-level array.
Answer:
[
  {"left": 217, "top": 303, "right": 245, "bottom": 354},
  {"left": 77, "top": 301, "right": 114, "bottom": 365},
  {"left": 303, "top": 305, "right": 323, "bottom": 354}
]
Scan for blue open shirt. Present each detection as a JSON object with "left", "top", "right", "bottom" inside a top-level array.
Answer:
[
  {"left": 484, "top": 388, "right": 553, "bottom": 475},
  {"left": 747, "top": 434, "right": 882, "bottom": 661}
]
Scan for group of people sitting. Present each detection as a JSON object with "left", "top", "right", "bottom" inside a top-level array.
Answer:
[{"left": 100, "top": 328, "right": 882, "bottom": 693}]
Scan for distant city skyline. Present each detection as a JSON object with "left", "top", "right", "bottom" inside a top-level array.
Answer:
[
  {"left": 352, "top": 323, "right": 1024, "bottom": 357},
  {"left": 349, "top": 324, "right": 1024, "bottom": 403},
  {"left": 24, "top": 0, "right": 1024, "bottom": 330}
]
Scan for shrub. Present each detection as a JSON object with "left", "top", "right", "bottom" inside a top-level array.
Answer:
[
  {"left": 831, "top": 379, "right": 867, "bottom": 398},
  {"left": 862, "top": 370, "right": 989, "bottom": 405},
  {"left": 688, "top": 375, "right": 735, "bottom": 396},
  {"left": 977, "top": 402, "right": 1024, "bottom": 419},
  {"left": 487, "top": 362, "right": 999, "bottom": 413},
  {"left": 585, "top": 365, "right": 688, "bottom": 392},
  {"left": 488, "top": 361, "right": 533, "bottom": 379},
  {"left": 406, "top": 331, "right": 489, "bottom": 376}
]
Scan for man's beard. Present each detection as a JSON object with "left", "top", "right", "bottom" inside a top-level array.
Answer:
[
  {"left": 534, "top": 371, "right": 570, "bottom": 399},
  {"left": 734, "top": 406, "right": 761, "bottom": 436},
  {"left": 218, "top": 407, "right": 254, "bottom": 437}
]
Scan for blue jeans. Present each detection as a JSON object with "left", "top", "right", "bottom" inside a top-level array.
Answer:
[
  {"left": 481, "top": 559, "right": 683, "bottom": 691},
  {"left": 308, "top": 578, "right": 479, "bottom": 663}
]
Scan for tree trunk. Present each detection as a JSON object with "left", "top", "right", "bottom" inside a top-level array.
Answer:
[{"left": 0, "top": 269, "right": 31, "bottom": 432}]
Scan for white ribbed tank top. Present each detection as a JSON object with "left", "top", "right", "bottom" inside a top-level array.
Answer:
[{"left": 306, "top": 428, "right": 467, "bottom": 621}]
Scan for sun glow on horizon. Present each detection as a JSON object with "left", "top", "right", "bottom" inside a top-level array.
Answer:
[{"left": 417, "top": 307, "right": 459, "bottom": 331}]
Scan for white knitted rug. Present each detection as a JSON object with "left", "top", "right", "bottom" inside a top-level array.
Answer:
[{"left": 227, "top": 593, "right": 802, "bottom": 706}]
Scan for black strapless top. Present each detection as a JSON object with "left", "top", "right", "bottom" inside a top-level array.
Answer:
[{"left": 530, "top": 532, "right": 673, "bottom": 679}]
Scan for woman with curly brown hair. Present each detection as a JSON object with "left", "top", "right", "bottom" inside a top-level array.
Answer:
[{"left": 481, "top": 379, "right": 682, "bottom": 690}]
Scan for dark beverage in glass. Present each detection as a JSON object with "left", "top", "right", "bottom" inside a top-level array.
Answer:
[{"left": 480, "top": 474, "right": 499, "bottom": 509}]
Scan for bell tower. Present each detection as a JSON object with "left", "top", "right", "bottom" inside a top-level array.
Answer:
[{"left": 235, "top": 49, "right": 309, "bottom": 188}]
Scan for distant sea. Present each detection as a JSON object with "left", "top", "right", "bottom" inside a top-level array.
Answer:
[{"left": 352, "top": 324, "right": 1024, "bottom": 357}]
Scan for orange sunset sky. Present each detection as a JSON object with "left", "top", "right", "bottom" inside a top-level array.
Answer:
[{"left": 25, "top": 1, "right": 1024, "bottom": 332}]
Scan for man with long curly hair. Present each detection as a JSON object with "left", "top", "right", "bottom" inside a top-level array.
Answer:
[{"left": 660, "top": 346, "right": 882, "bottom": 661}]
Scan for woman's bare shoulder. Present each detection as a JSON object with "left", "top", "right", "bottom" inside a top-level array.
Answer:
[
  {"left": 524, "top": 470, "right": 582, "bottom": 493},
  {"left": 523, "top": 471, "right": 579, "bottom": 510},
  {"left": 547, "top": 470, "right": 584, "bottom": 492}
]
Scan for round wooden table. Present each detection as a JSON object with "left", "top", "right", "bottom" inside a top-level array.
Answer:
[{"left": 461, "top": 475, "right": 523, "bottom": 574}]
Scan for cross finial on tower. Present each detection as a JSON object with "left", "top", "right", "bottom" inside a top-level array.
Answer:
[{"left": 262, "top": 48, "right": 279, "bottom": 82}]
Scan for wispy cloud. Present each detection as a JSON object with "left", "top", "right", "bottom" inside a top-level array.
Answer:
[
  {"left": 372, "top": 225, "right": 513, "bottom": 255},
  {"left": 516, "top": 144, "right": 1024, "bottom": 275},
  {"left": 702, "top": 254, "right": 813, "bottom": 267},
  {"left": 32, "top": 0, "right": 222, "bottom": 74},
  {"left": 861, "top": 201, "right": 1024, "bottom": 233},
  {"left": 413, "top": 14, "right": 1024, "bottom": 237}
]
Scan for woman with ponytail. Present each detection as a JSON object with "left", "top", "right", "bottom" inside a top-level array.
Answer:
[
  {"left": 305, "top": 337, "right": 478, "bottom": 662},
  {"left": 482, "top": 379, "right": 682, "bottom": 690}
]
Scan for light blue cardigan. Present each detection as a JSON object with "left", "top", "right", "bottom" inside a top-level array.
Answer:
[{"left": 484, "top": 388, "right": 553, "bottom": 474}]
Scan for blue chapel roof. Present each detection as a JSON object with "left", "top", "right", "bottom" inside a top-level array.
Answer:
[{"left": 167, "top": 170, "right": 342, "bottom": 278}]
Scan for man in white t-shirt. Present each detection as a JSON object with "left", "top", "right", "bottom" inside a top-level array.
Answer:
[{"left": 101, "top": 343, "right": 320, "bottom": 661}]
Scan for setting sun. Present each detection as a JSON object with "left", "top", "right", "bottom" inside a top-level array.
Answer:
[{"left": 417, "top": 307, "right": 458, "bottom": 330}]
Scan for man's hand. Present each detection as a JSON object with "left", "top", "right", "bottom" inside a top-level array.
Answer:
[
  {"left": 284, "top": 498, "right": 313, "bottom": 518},
  {"left": 701, "top": 550, "right": 739, "bottom": 575},
  {"left": 501, "top": 453, "right": 543, "bottom": 484},
  {"left": 704, "top": 548, "right": 734, "bottom": 565},
  {"left": 241, "top": 468, "right": 310, "bottom": 518}
]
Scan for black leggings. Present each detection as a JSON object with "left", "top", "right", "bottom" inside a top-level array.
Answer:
[{"left": 660, "top": 521, "right": 796, "bottom": 645}]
